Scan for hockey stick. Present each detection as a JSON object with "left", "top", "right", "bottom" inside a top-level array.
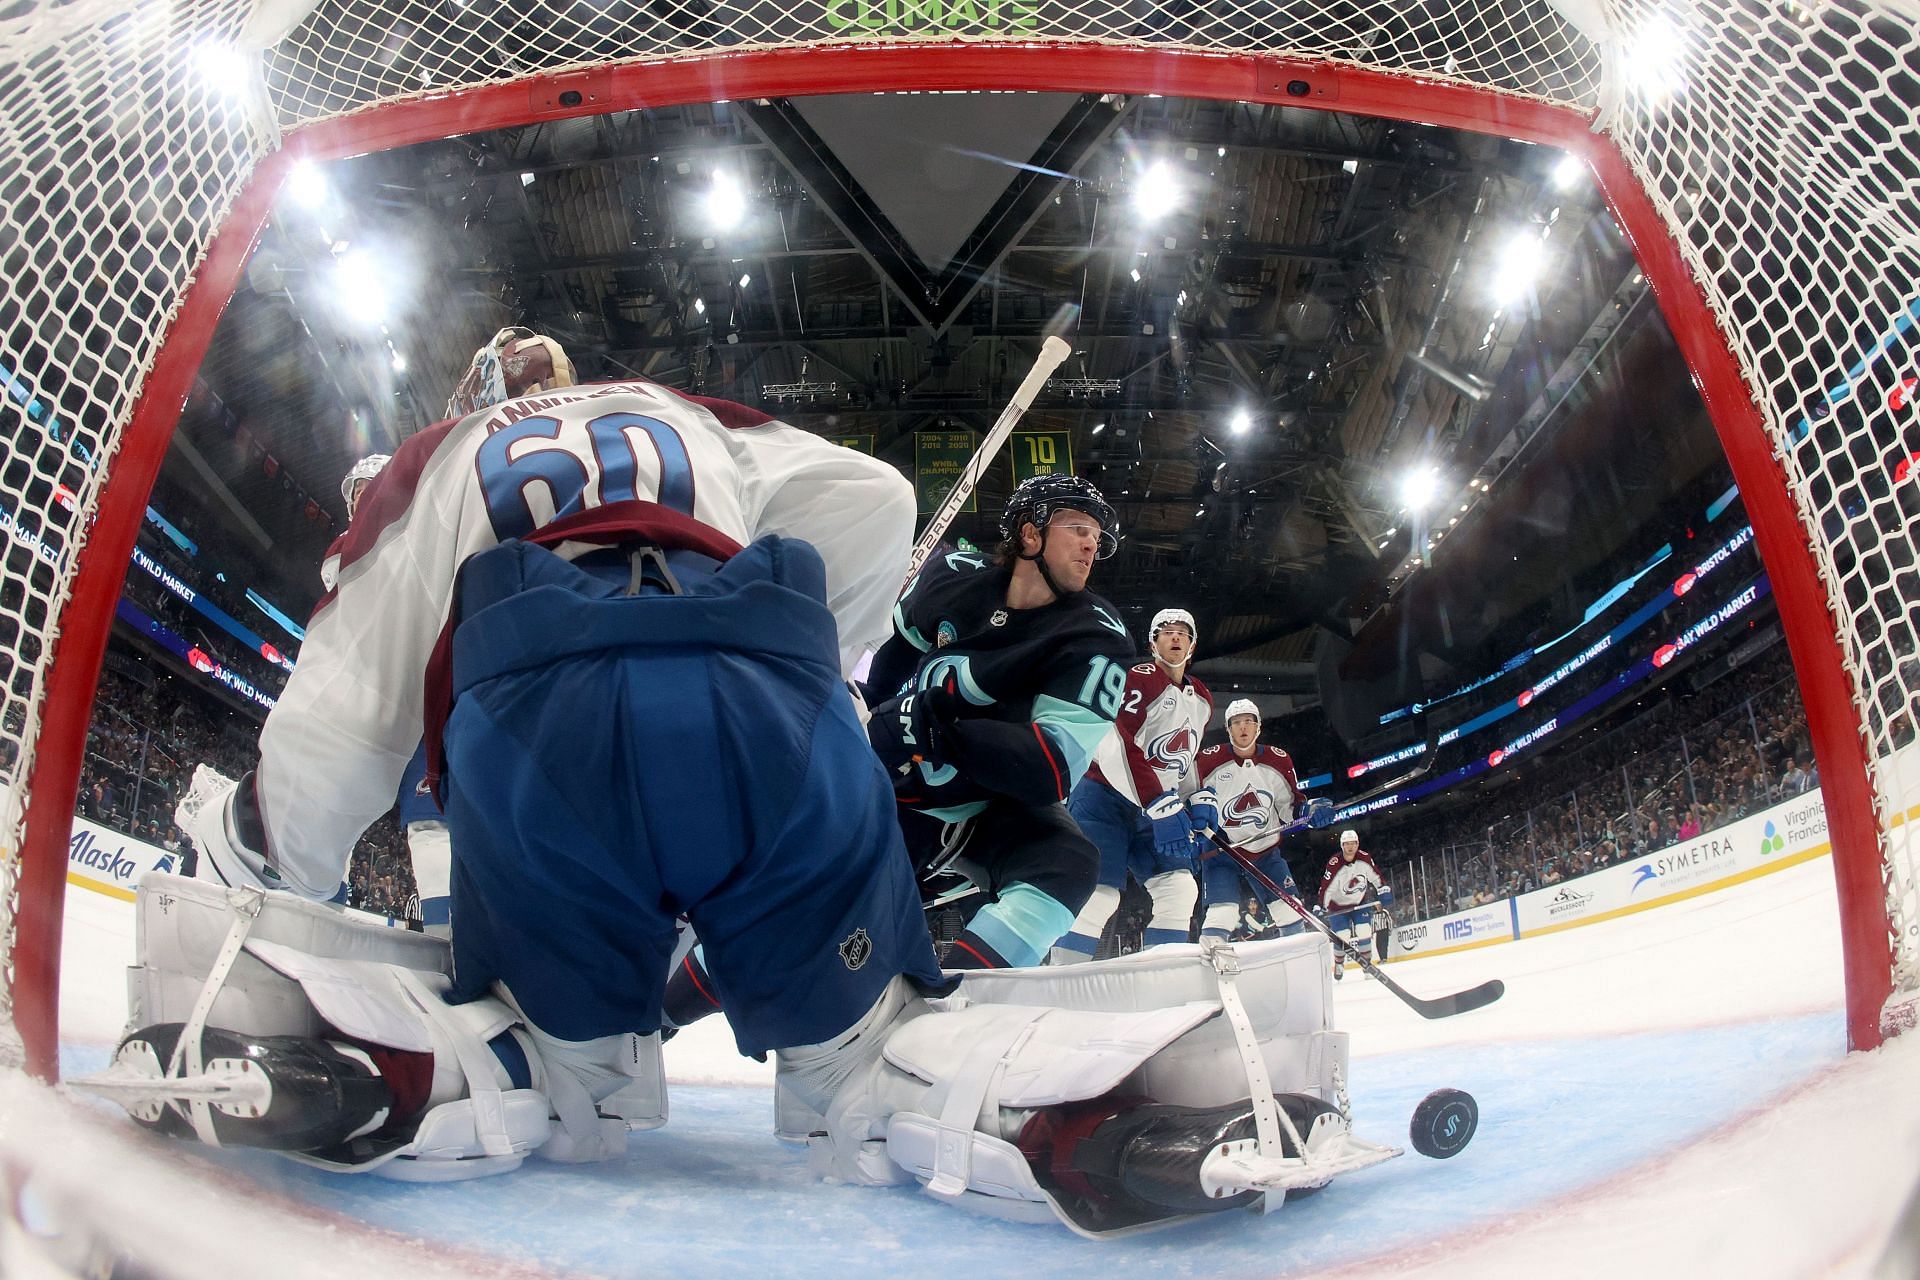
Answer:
[
  {"left": 900, "top": 311, "right": 1079, "bottom": 593},
  {"left": 1201, "top": 828, "right": 1504, "bottom": 1019}
]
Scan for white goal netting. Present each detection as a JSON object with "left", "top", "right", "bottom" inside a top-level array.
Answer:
[{"left": 0, "top": 0, "right": 1916, "bottom": 1075}]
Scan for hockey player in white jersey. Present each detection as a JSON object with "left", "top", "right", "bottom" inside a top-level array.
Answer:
[
  {"left": 1318, "top": 829, "right": 1393, "bottom": 979},
  {"left": 1052, "top": 608, "right": 1213, "bottom": 961},
  {"left": 1193, "top": 699, "right": 1309, "bottom": 943},
  {"left": 99, "top": 329, "right": 1397, "bottom": 1232}
]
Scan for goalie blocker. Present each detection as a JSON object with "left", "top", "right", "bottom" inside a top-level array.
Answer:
[{"left": 84, "top": 875, "right": 1397, "bottom": 1235}]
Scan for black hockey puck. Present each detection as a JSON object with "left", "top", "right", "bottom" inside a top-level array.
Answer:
[{"left": 1409, "top": 1088, "right": 1478, "bottom": 1159}]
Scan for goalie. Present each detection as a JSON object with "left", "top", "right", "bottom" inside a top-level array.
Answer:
[{"left": 92, "top": 329, "right": 1395, "bottom": 1234}]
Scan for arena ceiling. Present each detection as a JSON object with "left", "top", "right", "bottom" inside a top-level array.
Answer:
[{"left": 169, "top": 89, "right": 1727, "bottom": 732}]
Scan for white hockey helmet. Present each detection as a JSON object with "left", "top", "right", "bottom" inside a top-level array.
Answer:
[
  {"left": 1340, "top": 829, "right": 1360, "bottom": 848},
  {"left": 1149, "top": 607, "right": 1197, "bottom": 648},
  {"left": 341, "top": 453, "right": 391, "bottom": 518},
  {"left": 1223, "top": 697, "right": 1261, "bottom": 726}
]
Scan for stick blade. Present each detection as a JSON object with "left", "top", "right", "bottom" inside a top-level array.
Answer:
[{"left": 1411, "top": 978, "right": 1505, "bottom": 1020}]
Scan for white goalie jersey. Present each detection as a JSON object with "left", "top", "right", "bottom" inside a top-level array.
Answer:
[{"left": 258, "top": 379, "right": 914, "bottom": 899}]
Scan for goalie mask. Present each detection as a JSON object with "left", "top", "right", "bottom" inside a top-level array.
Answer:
[{"left": 447, "top": 327, "right": 578, "bottom": 419}]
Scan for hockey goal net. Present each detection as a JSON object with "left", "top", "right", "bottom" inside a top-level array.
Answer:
[{"left": 0, "top": 0, "right": 1916, "bottom": 1083}]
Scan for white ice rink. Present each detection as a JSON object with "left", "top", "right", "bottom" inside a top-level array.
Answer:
[{"left": 10, "top": 849, "right": 1920, "bottom": 1278}]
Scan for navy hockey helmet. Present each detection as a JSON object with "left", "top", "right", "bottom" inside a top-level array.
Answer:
[{"left": 1000, "top": 474, "right": 1119, "bottom": 560}]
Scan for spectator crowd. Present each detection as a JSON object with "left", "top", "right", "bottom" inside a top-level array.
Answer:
[
  {"left": 1368, "top": 641, "right": 1818, "bottom": 917},
  {"left": 72, "top": 645, "right": 419, "bottom": 924}
]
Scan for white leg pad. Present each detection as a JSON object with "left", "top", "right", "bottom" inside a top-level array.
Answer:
[
  {"left": 129, "top": 872, "right": 451, "bottom": 1042},
  {"left": 813, "top": 936, "right": 1361, "bottom": 1230}
]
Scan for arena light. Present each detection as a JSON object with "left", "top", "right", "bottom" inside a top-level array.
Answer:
[
  {"left": 285, "top": 162, "right": 330, "bottom": 211},
  {"left": 1490, "top": 230, "right": 1547, "bottom": 308},
  {"left": 1399, "top": 465, "right": 1441, "bottom": 513},
  {"left": 192, "top": 41, "right": 251, "bottom": 91},
  {"left": 329, "top": 249, "right": 390, "bottom": 323},
  {"left": 1133, "top": 160, "right": 1178, "bottom": 220},
  {"left": 1551, "top": 152, "right": 1586, "bottom": 191},
  {"left": 1626, "top": 13, "right": 1690, "bottom": 104},
  {"left": 703, "top": 172, "right": 748, "bottom": 231},
  {"left": 390, "top": 352, "right": 407, "bottom": 373},
  {"left": 1230, "top": 408, "right": 1253, "bottom": 436}
]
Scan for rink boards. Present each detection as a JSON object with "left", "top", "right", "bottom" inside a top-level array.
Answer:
[{"left": 1391, "top": 786, "right": 1840, "bottom": 962}]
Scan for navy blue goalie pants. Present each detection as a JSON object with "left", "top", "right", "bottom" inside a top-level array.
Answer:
[{"left": 441, "top": 533, "right": 944, "bottom": 1055}]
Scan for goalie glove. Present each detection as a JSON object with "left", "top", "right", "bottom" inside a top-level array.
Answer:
[
  {"left": 1184, "top": 788, "right": 1220, "bottom": 834},
  {"left": 1144, "top": 791, "right": 1196, "bottom": 862}
]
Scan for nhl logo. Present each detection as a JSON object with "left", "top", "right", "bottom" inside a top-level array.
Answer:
[
  {"left": 989, "top": 609, "right": 1009, "bottom": 627},
  {"left": 839, "top": 927, "right": 873, "bottom": 970}
]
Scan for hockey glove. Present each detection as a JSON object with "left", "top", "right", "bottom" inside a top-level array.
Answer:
[
  {"left": 1185, "top": 788, "right": 1220, "bottom": 834},
  {"left": 1302, "top": 797, "right": 1336, "bottom": 829},
  {"left": 1145, "top": 791, "right": 1197, "bottom": 863}
]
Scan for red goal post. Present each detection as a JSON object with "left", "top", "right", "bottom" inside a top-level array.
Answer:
[{"left": 2, "top": 0, "right": 1915, "bottom": 1083}]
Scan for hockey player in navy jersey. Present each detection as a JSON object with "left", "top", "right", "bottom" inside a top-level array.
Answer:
[
  {"left": 1052, "top": 608, "right": 1213, "bottom": 960},
  {"left": 859, "top": 474, "right": 1137, "bottom": 970},
  {"left": 1192, "top": 699, "right": 1308, "bottom": 942},
  {"left": 112, "top": 334, "right": 1397, "bottom": 1230}
]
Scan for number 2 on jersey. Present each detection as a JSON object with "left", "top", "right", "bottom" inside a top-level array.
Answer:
[
  {"left": 474, "top": 411, "right": 694, "bottom": 540},
  {"left": 1075, "top": 654, "right": 1127, "bottom": 718}
]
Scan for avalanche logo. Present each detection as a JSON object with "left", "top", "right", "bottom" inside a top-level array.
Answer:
[
  {"left": 1148, "top": 726, "right": 1198, "bottom": 774},
  {"left": 1630, "top": 863, "right": 1659, "bottom": 895},
  {"left": 1225, "top": 788, "right": 1274, "bottom": 832},
  {"left": 1760, "top": 821, "right": 1786, "bottom": 856}
]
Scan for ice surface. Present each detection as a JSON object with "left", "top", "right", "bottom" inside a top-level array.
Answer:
[{"left": 15, "top": 853, "right": 1920, "bottom": 1278}]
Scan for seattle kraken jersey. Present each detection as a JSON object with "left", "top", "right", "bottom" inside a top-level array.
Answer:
[
  {"left": 1087, "top": 663, "right": 1213, "bottom": 807},
  {"left": 1192, "top": 742, "right": 1299, "bottom": 855},
  {"left": 866, "top": 548, "right": 1135, "bottom": 821}
]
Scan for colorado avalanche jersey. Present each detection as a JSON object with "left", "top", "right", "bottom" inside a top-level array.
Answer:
[
  {"left": 1086, "top": 663, "right": 1213, "bottom": 807},
  {"left": 865, "top": 548, "right": 1135, "bottom": 822},
  {"left": 254, "top": 378, "right": 915, "bottom": 899},
  {"left": 1319, "top": 849, "right": 1387, "bottom": 909},
  {"left": 1191, "top": 742, "right": 1299, "bottom": 855}
]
